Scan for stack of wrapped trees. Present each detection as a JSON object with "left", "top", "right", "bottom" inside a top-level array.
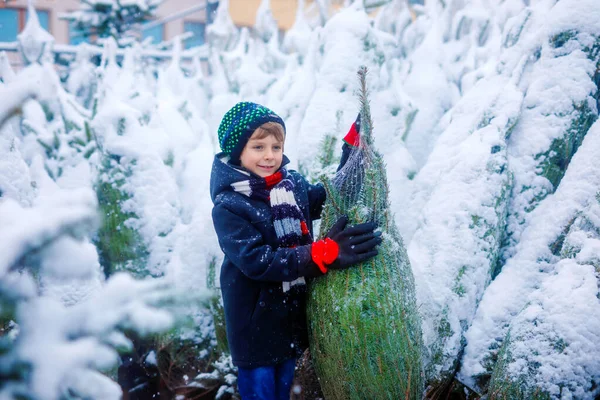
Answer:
[
  {"left": 307, "top": 67, "right": 424, "bottom": 400},
  {"left": 458, "top": 2, "right": 600, "bottom": 397}
]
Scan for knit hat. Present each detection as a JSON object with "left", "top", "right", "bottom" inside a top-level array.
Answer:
[{"left": 218, "top": 102, "right": 286, "bottom": 163}]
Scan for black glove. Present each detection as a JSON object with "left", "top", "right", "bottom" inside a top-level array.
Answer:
[{"left": 325, "top": 215, "right": 380, "bottom": 270}]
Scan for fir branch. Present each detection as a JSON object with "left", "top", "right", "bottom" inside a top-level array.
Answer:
[{"left": 357, "top": 66, "right": 374, "bottom": 146}]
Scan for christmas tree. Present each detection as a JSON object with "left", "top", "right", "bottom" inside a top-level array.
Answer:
[
  {"left": 0, "top": 70, "right": 175, "bottom": 399},
  {"left": 485, "top": 119, "right": 600, "bottom": 399},
  {"left": 307, "top": 67, "right": 423, "bottom": 400},
  {"left": 62, "top": 0, "right": 162, "bottom": 44}
]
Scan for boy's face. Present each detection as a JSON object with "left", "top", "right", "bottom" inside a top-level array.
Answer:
[{"left": 239, "top": 131, "right": 284, "bottom": 177}]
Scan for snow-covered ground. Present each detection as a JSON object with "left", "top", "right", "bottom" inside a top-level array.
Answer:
[{"left": 0, "top": 0, "right": 599, "bottom": 398}]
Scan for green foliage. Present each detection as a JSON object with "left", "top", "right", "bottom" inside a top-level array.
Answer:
[
  {"left": 0, "top": 294, "right": 17, "bottom": 335},
  {"left": 487, "top": 190, "right": 600, "bottom": 399},
  {"left": 301, "top": 110, "right": 343, "bottom": 184},
  {"left": 163, "top": 151, "right": 175, "bottom": 168},
  {"left": 362, "top": 32, "right": 386, "bottom": 66},
  {"left": 559, "top": 195, "right": 600, "bottom": 268},
  {"left": 63, "top": 115, "right": 82, "bottom": 134},
  {"left": 207, "top": 257, "right": 229, "bottom": 355},
  {"left": 537, "top": 100, "right": 596, "bottom": 189},
  {"left": 431, "top": 310, "right": 453, "bottom": 365},
  {"left": 116, "top": 118, "right": 127, "bottom": 136},
  {"left": 533, "top": 32, "right": 600, "bottom": 199},
  {"left": 549, "top": 216, "right": 576, "bottom": 256},
  {"left": 0, "top": 348, "right": 32, "bottom": 400},
  {"left": 41, "top": 102, "right": 55, "bottom": 122},
  {"left": 307, "top": 67, "right": 423, "bottom": 400},
  {"left": 65, "top": 0, "right": 162, "bottom": 43},
  {"left": 549, "top": 30, "right": 577, "bottom": 49},
  {"left": 491, "top": 180, "right": 513, "bottom": 278},
  {"left": 318, "top": 135, "right": 338, "bottom": 169},
  {"left": 95, "top": 156, "right": 149, "bottom": 278},
  {"left": 502, "top": 34, "right": 599, "bottom": 272},
  {"left": 178, "top": 101, "right": 193, "bottom": 121},
  {"left": 486, "top": 333, "right": 552, "bottom": 400},
  {"left": 36, "top": 137, "right": 55, "bottom": 158},
  {"left": 142, "top": 278, "right": 237, "bottom": 399},
  {"left": 503, "top": 10, "right": 531, "bottom": 48},
  {"left": 152, "top": 325, "right": 217, "bottom": 392},
  {"left": 401, "top": 109, "right": 418, "bottom": 142}
]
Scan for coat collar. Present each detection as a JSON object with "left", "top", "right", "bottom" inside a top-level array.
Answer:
[{"left": 210, "top": 153, "right": 291, "bottom": 203}]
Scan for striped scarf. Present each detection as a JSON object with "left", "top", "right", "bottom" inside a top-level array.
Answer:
[{"left": 231, "top": 168, "right": 312, "bottom": 291}]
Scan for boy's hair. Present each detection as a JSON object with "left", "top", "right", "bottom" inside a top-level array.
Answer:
[{"left": 252, "top": 122, "right": 285, "bottom": 143}]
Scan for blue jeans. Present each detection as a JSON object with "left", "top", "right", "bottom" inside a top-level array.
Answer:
[{"left": 237, "top": 358, "right": 296, "bottom": 400}]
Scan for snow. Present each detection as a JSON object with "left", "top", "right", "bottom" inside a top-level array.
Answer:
[
  {"left": 283, "top": 0, "right": 313, "bottom": 56},
  {"left": 0, "top": 125, "right": 35, "bottom": 207},
  {"left": 60, "top": 0, "right": 163, "bottom": 46},
  {"left": 293, "top": 4, "right": 386, "bottom": 175},
  {"left": 459, "top": 119, "right": 600, "bottom": 396},
  {"left": 408, "top": 71, "right": 522, "bottom": 379},
  {"left": 205, "top": 0, "right": 238, "bottom": 51},
  {"left": 17, "top": 3, "right": 54, "bottom": 65},
  {"left": 255, "top": 0, "right": 279, "bottom": 42},
  {"left": 0, "top": 67, "right": 56, "bottom": 127},
  {"left": 1, "top": 0, "right": 599, "bottom": 397},
  {"left": 14, "top": 273, "right": 174, "bottom": 400},
  {"left": 0, "top": 187, "right": 98, "bottom": 277},
  {"left": 0, "top": 51, "right": 17, "bottom": 83}
]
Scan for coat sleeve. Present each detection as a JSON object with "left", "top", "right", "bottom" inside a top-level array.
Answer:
[
  {"left": 306, "top": 181, "right": 326, "bottom": 220},
  {"left": 212, "top": 203, "right": 323, "bottom": 282}
]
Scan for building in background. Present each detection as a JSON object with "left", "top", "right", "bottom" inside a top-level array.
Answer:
[
  {"left": 0, "top": 0, "right": 209, "bottom": 47},
  {"left": 0, "top": 1, "right": 361, "bottom": 47},
  {"left": 229, "top": 0, "right": 328, "bottom": 30},
  {"left": 0, "top": 0, "right": 425, "bottom": 52}
]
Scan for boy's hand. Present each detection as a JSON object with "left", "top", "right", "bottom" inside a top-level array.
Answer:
[
  {"left": 311, "top": 216, "right": 381, "bottom": 273},
  {"left": 337, "top": 113, "right": 361, "bottom": 172}
]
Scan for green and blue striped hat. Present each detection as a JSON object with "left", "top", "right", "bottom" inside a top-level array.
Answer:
[{"left": 218, "top": 102, "right": 286, "bottom": 162}]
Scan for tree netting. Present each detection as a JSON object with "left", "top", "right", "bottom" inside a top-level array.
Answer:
[{"left": 306, "top": 67, "right": 424, "bottom": 400}]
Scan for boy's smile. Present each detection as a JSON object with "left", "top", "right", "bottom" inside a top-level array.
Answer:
[{"left": 239, "top": 132, "right": 284, "bottom": 178}]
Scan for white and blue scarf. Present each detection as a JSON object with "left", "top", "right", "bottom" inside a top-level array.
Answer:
[{"left": 231, "top": 168, "right": 312, "bottom": 291}]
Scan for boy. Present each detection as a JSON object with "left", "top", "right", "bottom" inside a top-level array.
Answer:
[{"left": 210, "top": 102, "right": 380, "bottom": 400}]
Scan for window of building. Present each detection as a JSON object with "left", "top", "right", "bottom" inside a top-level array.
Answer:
[
  {"left": 184, "top": 21, "right": 205, "bottom": 49},
  {"left": 0, "top": 9, "right": 19, "bottom": 42},
  {"left": 142, "top": 23, "right": 164, "bottom": 44},
  {"left": 0, "top": 8, "right": 50, "bottom": 42},
  {"left": 26, "top": 9, "right": 49, "bottom": 31}
]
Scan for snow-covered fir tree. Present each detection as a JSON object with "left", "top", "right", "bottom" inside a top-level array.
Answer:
[
  {"left": 0, "top": 64, "right": 175, "bottom": 400},
  {"left": 1, "top": 0, "right": 600, "bottom": 398},
  {"left": 62, "top": 0, "right": 163, "bottom": 44}
]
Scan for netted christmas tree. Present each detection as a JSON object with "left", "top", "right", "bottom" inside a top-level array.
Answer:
[
  {"left": 459, "top": 1, "right": 600, "bottom": 395},
  {"left": 307, "top": 67, "right": 424, "bottom": 400},
  {"left": 484, "top": 119, "right": 600, "bottom": 400},
  {"left": 497, "top": 6, "right": 599, "bottom": 268}
]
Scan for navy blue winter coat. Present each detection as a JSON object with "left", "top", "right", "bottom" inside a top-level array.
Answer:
[{"left": 210, "top": 153, "right": 326, "bottom": 368}]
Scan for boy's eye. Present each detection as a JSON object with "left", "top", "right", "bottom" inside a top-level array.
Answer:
[
  {"left": 274, "top": 146, "right": 282, "bottom": 150},
  {"left": 253, "top": 146, "right": 263, "bottom": 150}
]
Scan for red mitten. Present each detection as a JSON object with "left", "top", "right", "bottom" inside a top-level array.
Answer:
[{"left": 311, "top": 238, "right": 340, "bottom": 274}]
